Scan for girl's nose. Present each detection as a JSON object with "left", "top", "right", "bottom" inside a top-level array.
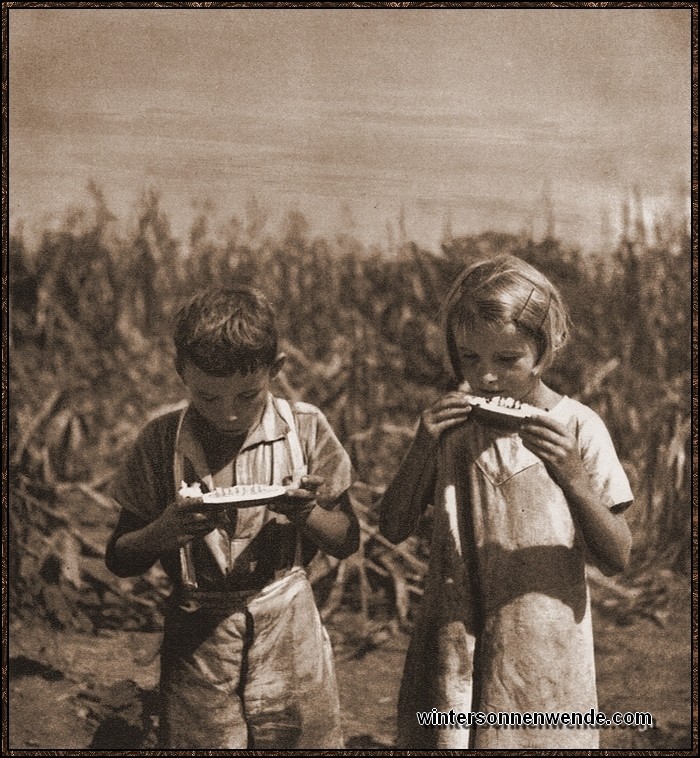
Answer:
[{"left": 482, "top": 371, "right": 498, "bottom": 385}]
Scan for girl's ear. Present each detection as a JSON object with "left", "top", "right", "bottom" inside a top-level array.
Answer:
[
  {"left": 269, "top": 352, "right": 287, "bottom": 379},
  {"left": 532, "top": 348, "right": 552, "bottom": 377}
]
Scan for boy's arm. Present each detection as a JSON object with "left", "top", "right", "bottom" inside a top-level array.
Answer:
[
  {"left": 269, "top": 405, "right": 360, "bottom": 559},
  {"left": 106, "top": 414, "right": 176, "bottom": 577},
  {"left": 378, "top": 423, "right": 437, "bottom": 544},
  {"left": 279, "top": 484, "right": 360, "bottom": 559},
  {"left": 105, "top": 509, "right": 159, "bottom": 577},
  {"left": 106, "top": 498, "right": 229, "bottom": 577}
]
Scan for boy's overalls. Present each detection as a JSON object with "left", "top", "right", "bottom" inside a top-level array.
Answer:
[{"left": 159, "top": 397, "right": 344, "bottom": 749}]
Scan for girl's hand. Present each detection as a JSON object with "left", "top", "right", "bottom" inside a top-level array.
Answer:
[
  {"left": 519, "top": 415, "right": 588, "bottom": 489},
  {"left": 419, "top": 391, "right": 473, "bottom": 441},
  {"left": 521, "top": 414, "right": 632, "bottom": 575},
  {"left": 154, "top": 495, "right": 227, "bottom": 550},
  {"left": 269, "top": 474, "right": 324, "bottom": 523}
]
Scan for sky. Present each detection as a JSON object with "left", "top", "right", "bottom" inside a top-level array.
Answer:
[{"left": 8, "top": 7, "right": 692, "bottom": 253}]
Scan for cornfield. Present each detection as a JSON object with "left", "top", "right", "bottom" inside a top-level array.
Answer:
[{"left": 8, "top": 187, "right": 692, "bottom": 632}]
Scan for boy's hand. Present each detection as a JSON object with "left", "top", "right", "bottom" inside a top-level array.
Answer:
[
  {"left": 154, "top": 495, "right": 228, "bottom": 550},
  {"left": 419, "top": 391, "right": 472, "bottom": 441},
  {"left": 519, "top": 415, "right": 588, "bottom": 490},
  {"left": 269, "top": 474, "right": 324, "bottom": 523}
]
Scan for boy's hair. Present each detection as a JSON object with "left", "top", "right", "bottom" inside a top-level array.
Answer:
[
  {"left": 174, "top": 288, "right": 278, "bottom": 376},
  {"left": 442, "top": 254, "right": 570, "bottom": 379}
]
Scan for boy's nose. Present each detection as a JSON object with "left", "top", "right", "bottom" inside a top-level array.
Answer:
[{"left": 220, "top": 402, "right": 240, "bottom": 420}]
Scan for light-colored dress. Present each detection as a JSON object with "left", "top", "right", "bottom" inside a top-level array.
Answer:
[{"left": 397, "top": 397, "right": 633, "bottom": 749}]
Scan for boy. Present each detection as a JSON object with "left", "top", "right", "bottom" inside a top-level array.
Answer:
[{"left": 105, "top": 287, "right": 359, "bottom": 749}]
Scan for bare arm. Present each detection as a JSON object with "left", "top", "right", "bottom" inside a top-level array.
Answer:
[
  {"left": 271, "top": 477, "right": 360, "bottom": 559},
  {"left": 378, "top": 390, "right": 472, "bottom": 544},
  {"left": 558, "top": 476, "right": 631, "bottom": 576},
  {"left": 378, "top": 424, "right": 437, "bottom": 544},
  {"left": 295, "top": 491, "right": 360, "bottom": 559},
  {"left": 105, "top": 497, "right": 227, "bottom": 578},
  {"left": 520, "top": 416, "right": 632, "bottom": 575}
]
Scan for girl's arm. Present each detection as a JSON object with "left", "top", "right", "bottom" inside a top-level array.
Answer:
[
  {"left": 557, "top": 476, "right": 631, "bottom": 576},
  {"left": 520, "top": 417, "right": 632, "bottom": 575},
  {"left": 379, "top": 391, "right": 473, "bottom": 543},
  {"left": 379, "top": 424, "right": 438, "bottom": 544}
]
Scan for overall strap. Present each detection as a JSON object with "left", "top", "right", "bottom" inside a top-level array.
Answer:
[
  {"left": 274, "top": 397, "right": 308, "bottom": 567},
  {"left": 274, "top": 397, "right": 307, "bottom": 485},
  {"left": 173, "top": 406, "right": 187, "bottom": 487},
  {"left": 173, "top": 407, "right": 198, "bottom": 590}
]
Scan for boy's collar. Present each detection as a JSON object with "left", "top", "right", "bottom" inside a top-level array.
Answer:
[
  {"left": 176, "top": 394, "right": 291, "bottom": 486},
  {"left": 239, "top": 393, "right": 289, "bottom": 450}
]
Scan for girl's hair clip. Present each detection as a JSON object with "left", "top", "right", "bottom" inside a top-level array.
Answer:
[
  {"left": 540, "top": 291, "right": 552, "bottom": 329},
  {"left": 517, "top": 287, "right": 551, "bottom": 330},
  {"left": 517, "top": 287, "right": 535, "bottom": 321}
]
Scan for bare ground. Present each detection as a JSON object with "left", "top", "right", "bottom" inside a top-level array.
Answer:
[{"left": 7, "top": 574, "right": 693, "bottom": 752}]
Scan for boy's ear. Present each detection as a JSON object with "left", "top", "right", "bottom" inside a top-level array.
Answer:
[
  {"left": 175, "top": 362, "right": 186, "bottom": 386},
  {"left": 269, "top": 352, "right": 286, "bottom": 379}
]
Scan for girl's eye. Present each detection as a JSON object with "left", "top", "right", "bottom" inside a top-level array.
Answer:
[
  {"left": 499, "top": 356, "right": 520, "bottom": 364},
  {"left": 461, "top": 354, "right": 478, "bottom": 363},
  {"left": 240, "top": 391, "right": 260, "bottom": 400},
  {"left": 199, "top": 396, "right": 219, "bottom": 403}
]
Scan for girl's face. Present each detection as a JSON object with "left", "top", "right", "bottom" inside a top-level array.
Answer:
[{"left": 453, "top": 317, "right": 541, "bottom": 402}]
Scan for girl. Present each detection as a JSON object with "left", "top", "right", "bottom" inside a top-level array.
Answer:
[{"left": 379, "top": 254, "right": 633, "bottom": 749}]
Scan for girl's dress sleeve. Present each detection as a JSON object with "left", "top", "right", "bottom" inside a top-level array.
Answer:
[{"left": 574, "top": 404, "right": 634, "bottom": 513}]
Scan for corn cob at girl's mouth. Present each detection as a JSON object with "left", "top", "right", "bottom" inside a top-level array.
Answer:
[{"left": 460, "top": 391, "right": 546, "bottom": 421}]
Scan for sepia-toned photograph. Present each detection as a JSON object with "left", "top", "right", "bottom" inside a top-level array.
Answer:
[{"left": 5, "top": 3, "right": 695, "bottom": 751}]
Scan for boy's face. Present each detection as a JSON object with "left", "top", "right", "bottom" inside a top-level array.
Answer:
[{"left": 180, "top": 358, "right": 283, "bottom": 435}]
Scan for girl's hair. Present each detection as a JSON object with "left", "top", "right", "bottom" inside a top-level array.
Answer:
[
  {"left": 442, "top": 254, "right": 570, "bottom": 379},
  {"left": 173, "top": 287, "right": 278, "bottom": 376}
]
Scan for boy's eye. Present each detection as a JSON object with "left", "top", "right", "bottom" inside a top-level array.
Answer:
[
  {"left": 460, "top": 354, "right": 478, "bottom": 363},
  {"left": 498, "top": 356, "right": 520, "bottom": 363},
  {"left": 239, "top": 390, "right": 261, "bottom": 400}
]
